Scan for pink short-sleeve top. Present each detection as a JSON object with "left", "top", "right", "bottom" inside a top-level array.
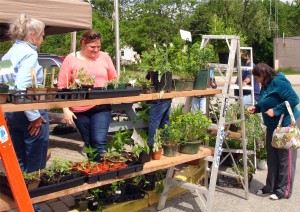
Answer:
[{"left": 58, "top": 51, "right": 118, "bottom": 112}]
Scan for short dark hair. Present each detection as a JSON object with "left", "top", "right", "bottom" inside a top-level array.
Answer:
[{"left": 252, "top": 63, "right": 278, "bottom": 86}]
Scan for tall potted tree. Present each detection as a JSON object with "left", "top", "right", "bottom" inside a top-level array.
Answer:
[{"left": 139, "top": 44, "right": 173, "bottom": 93}]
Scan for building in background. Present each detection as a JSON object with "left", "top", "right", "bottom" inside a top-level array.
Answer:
[
  {"left": 120, "top": 45, "right": 139, "bottom": 65},
  {"left": 274, "top": 36, "right": 300, "bottom": 71}
]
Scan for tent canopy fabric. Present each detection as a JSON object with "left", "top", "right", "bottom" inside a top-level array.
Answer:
[{"left": 0, "top": 0, "right": 92, "bottom": 41}]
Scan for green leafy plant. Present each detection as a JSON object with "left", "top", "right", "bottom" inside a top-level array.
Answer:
[
  {"left": 153, "top": 129, "right": 163, "bottom": 152},
  {"left": 106, "top": 128, "right": 132, "bottom": 153},
  {"left": 83, "top": 145, "right": 99, "bottom": 162},
  {"left": 170, "top": 110, "right": 211, "bottom": 143},
  {"left": 106, "top": 78, "right": 119, "bottom": 89}
]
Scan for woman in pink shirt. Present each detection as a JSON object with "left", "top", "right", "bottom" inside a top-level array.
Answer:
[{"left": 58, "top": 30, "right": 118, "bottom": 161}]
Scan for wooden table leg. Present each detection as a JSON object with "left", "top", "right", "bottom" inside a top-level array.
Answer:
[{"left": 157, "top": 166, "right": 175, "bottom": 210}]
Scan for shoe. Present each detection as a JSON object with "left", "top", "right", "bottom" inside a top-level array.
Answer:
[
  {"left": 269, "top": 194, "right": 279, "bottom": 200},
  {"left": 256, "top": 189, "right": 271, "bottom": 196}
]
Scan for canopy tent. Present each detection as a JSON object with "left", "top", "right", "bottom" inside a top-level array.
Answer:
[{"left": 0, "top": 0, "right": 92, "bottom": 41}]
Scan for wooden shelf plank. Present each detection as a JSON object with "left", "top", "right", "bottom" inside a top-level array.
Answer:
[
  {"left": 0, "top": 146, "right": 213, "bottom": 211},
  {"left": 1, "top": 89, "right": 221, "bottom": 112}
]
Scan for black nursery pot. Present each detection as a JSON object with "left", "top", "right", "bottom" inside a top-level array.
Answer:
[
  {"left": 149, "top": 71, "right": 172, "bottom": 93},
  {"left": 143, "top": 173, "right": 156, "bottom": 191}
]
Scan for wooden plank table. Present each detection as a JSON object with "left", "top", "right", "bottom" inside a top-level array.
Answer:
[
  {"left": 0, "top": 146, "right": 214, "bottom": 211},
  {"left": 1, "top": 89, "right": 221, "bottom": 112},
  {"left": 0, "top": 89, "right": 220, "bottom": 211}
]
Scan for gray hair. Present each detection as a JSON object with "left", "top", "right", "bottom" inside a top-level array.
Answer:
[{"left": 8, "top": 14, "right": 45, "bottom": 41}]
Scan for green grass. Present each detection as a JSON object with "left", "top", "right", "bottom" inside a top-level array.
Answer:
[{"left": 278, "top": 67, "right": 300, "bottom": 75}]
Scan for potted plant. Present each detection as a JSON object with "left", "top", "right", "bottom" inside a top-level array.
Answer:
[
  {"left": 131, "top": 130, "right": 151, "bottom": 163},
  {"left": 74, "top": 191, "right": 94, "bottom": 211},
  {"left": 256, "top": 139, "right": 267, "bottom": 170},
  {"left": 176, "top": 110, "right": 211, "bottom": 154},
  {"left": 192, "top": 44, "right": 216, "bottom": 90},
  {"left": 152, "top": 129, "right": 163, "bottom": 160},
  {"left": 139, "top": 44, "right": 173, "bottom": 93},
  {"left": 135, "top": 77, "right": 154, "bottom": 94},
  {"left": 161, "top": 123, "right": 180, "bottom": 157}
]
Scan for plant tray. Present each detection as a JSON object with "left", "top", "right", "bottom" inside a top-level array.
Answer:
[
  {"left": 117, "top": 162, "right": 144, "bottom": 177},
  {"left": 86, "top": 87, "right": 142, "bottom": 99},
  {"left": 98, "top": 169, "right": 118, "bottom": 181},
  {"left": 29, "top": 175, "right": 85, "bottom": 198},
  {"left": 0, "top": 175, "right": 85, "bottom": 198},
  {"left": 84, "top": 174, "right": 99, "bottom": 184},
  {"left": 8, "top": 90, "right": 87, "bottom": 104}
]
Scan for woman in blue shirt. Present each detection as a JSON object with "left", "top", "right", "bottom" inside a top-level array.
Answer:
[
  {"left": 1, "top": 14, "right": 48, "bottom": 174},
  {"left": 247, "top": 63, "right": 299, "bottom": 200}
]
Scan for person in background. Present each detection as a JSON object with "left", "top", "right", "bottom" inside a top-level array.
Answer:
[
  {"left": 247, "top": 63, "right": 299, "bottom": 200},
  {"left": 146, "top": 71, "right": 172, "bottom": 146},
  {"left": 1, "top": 13, "right": 48, "bottom": 212},
  {"left": 58, "top": 30, "right": 117, "bottom": 161},
  {"left": 191, "top": 70, "right": 217, "bottom": 114},
  {"left": 234, "top": 50, "right": 260, "bottom": 105}
]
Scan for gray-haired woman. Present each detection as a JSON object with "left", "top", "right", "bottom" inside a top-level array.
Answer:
[{"left": 1, "top": 14, "right": 49, "bottom": 174}]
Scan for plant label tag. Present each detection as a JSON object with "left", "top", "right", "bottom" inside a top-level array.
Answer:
[
  {"left": 0, "top": 126, "right": 9, "bottom": 143},
  {"left": 0, "top": 60, "right": 14, "bottom": 76},
  {"left": 131, "top": 128, "right": 144, "bottom": 146}
]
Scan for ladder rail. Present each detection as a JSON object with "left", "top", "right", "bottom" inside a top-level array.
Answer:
[{"left": 201, "top": 35, "right": 249, "bottom": 212}]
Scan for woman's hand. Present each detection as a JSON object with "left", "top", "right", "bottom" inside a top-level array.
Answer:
[
  {"left": 63, "top": 108, "right": 77, "bottom": 126},
  {"left": 265, "top": 108, "right": 275, "bottom": 117},
  {"left": 247, "top": 106, "right": 256, "bottom": 114},
  {"left": 28, "top": 116, "right": 47, "bottom": 136}
]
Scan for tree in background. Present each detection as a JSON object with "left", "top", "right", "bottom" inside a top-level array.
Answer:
[{"left": 1, "top": 0, "right": 299, "bottom": 66}]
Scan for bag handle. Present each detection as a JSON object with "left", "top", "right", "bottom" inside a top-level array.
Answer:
[{"left": 277, "top": 101, "right": 296, "bottom": 127}]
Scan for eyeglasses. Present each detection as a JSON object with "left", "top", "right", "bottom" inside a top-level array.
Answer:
[{"left": 89, "top": 33, "right": 101, "bottom": 40}]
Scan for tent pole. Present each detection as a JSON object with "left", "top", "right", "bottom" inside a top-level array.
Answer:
[
  {"left": 71, "top": 32, "right": 77, "bottom": 53},
  {"left": 114, "top": 0, "right": 120, "bottom": 75}
]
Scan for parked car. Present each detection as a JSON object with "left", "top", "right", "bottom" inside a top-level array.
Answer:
[{"left": 0, "top": 53, "right": 64, "bottom": 69}]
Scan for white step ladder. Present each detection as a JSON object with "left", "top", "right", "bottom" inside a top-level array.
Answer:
[{"left": 157, "top": 35, "right": 249, "bottom": 212}]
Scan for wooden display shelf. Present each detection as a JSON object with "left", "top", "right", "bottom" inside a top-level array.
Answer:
[
  {"left": 1, "top": 89, "right": 221, "bottom": 112},
  {"left": 0, "top": 146, "right": 213, "bottom": 211}
]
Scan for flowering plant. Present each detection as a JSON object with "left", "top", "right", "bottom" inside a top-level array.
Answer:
[{"left": 257, "top": 138, "right": 267, "bottom": 160}]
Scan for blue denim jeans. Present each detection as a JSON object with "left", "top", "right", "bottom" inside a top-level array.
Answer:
[
  {"left": 6, "top": 110, "right": 49, "bottom": 173},
  {"left": 74, "top": 108, "right": 111, "bottom": 161},
  {"left": 148, "top": 99, "right": 172, "bottom": 145},
  {"left": 191, "top": 96, "right": 206, "bottom": 114}
]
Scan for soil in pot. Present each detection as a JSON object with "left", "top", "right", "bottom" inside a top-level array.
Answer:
[
  {"left": 179, "top": 141, "right": 202, "bottom": 154},
  {"left": 162, "top": 144, "right": 178, "bottom": 157}
]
